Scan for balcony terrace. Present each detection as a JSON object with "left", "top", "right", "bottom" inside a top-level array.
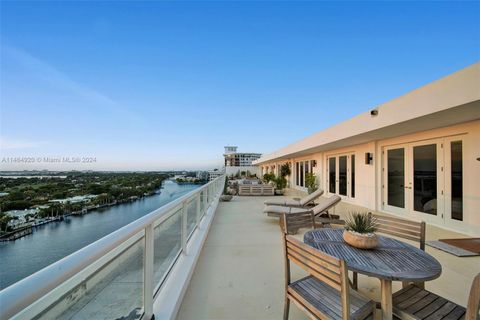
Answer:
[
  {"left": 178, "top": 194, "right": 479, "bottom": 320},
  {"left": 1, "top": 178, "right": 478, "bottom": 320}
]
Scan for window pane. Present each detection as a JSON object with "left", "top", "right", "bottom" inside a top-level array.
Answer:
[
  {"left": 451, "top": 141, "right": 463, "bottom": 221},
  {"left": 300, "top": 162, "right": 304, "bottom": 187},
  {"left": 387, "top": 148, "right": 405, "bottom": 208},
  {"left": 329, "top": 158, "right": 336, "bottom": 193},
  {"left": 413, "top": 144, "right": 437, "bottom": 215},
  {"left": 305, "top": 161, "right": 309, "bottom": 178},
  {"left": 351, "top": 155, "right": 355, "bottom": 198},
  {"left": 296, "top": 162, "right": 299, "bottom": 186},
  {"left": 339, "top": 156, "right": 347, "bottom": 196}
]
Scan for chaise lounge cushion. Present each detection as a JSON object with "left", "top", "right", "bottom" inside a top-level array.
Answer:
[
  {"left": 264, "top": 194, "right": 341, "bottom": 218},
  {"left": 263, "top": 206, "right": 312, "bottom": 218},
  {"left": 263, "top": 188, "right": 324, "bottom": 208}
]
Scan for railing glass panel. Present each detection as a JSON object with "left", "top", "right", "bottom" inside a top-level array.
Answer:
[
  {"left": 200, "top": 190, "right": 205, "bottom": 214},
  {"left": 153, "top": 209, "right": 182, "bottom": 291},
  {"left": 186, "top": 198, "right": 197, "bottom": 237},
  {"left": 0, "top": 175, "right": 224, "bottom": 320},
  {"left": 37, "top": 233, "right": 145, "bottom": 320}
]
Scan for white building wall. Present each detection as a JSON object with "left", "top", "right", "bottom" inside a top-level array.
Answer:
[{"left": 257, "top": 120, "right": 480, "bottom": 236}]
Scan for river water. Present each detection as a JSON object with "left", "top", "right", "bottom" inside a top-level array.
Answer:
[{"left": 0, "top": 180, "right": 199, "bottom": 290}]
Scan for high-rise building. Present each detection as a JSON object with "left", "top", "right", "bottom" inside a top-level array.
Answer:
[{"left": 223, "top": 146, "right": 261, "bottom": 176}]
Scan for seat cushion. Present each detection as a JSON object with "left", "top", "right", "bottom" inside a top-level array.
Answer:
[
  {"left": 263, "top": 205, "right": 312, "bottom": 217},
  {"left": 392, "top": 284, "right": 466, "bottom": 320},
  {"left": 263, "top": 198, "right": 302, "bottom": 207},
  {"left": 288, "top": 276, "right": 375, "bottom": 320}
]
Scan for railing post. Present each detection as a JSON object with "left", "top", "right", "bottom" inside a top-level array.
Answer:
[
  {"left": 144, "top": 224, "right": 154, "bottom": 320},
  {"left": 181, "top": 201, "right": 187, "bottom": 255},
  {"left": 196, "top": 193, "right": 201, "bottom": 226}
]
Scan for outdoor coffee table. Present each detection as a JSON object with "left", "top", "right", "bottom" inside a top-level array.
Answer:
[{"left": 304, "top": 228, "right": 442, "bottom": 320}]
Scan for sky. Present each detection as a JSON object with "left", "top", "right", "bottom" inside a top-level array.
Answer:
[{"left": 1, "top": 1, "right": 479, "bottom": 171}]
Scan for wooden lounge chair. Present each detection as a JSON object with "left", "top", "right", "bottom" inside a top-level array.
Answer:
[
  {"left": 392, "top": 273, "right": 480, "bottom": 320},
  {"left": 264, "top": 194, "right": 341, "bottom": 219},
  {"left": 351, "top": 213, "right": 426, "bottom": 290},
  {"left": 281, "top": 224, "right": 376, "bottom": 320},
  {"left": 264, "top": 188, "right": 324, "bottom": 208}
]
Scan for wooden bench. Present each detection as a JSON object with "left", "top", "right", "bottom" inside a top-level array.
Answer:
[{"left": 238, "top": 184, "right": 274, "bottom": 196}]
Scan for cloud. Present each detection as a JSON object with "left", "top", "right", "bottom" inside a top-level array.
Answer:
[
  {"left": 1, "top": 42, "right": 142, "bottom": 123},
  {"left": 2, "top": 43, "right": 117, "bottom": 107},
  {"left": 0, "top": 136, "right": 48, "bottom": 150}
]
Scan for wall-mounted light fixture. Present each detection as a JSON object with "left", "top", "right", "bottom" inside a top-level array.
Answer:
[
  {"left": 312, "top": 160, "right": 317, "bottom": 167},
  {"left": 365, "top": 152, "right": 373, "bottom": 165}
]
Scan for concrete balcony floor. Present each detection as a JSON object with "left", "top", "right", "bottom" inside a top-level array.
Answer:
[{"left": 177, "top": 195, "right": 479, "bottom": 320}]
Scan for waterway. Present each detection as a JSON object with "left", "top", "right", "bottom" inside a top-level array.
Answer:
[{"left": 0, "top": 180, "right": 199, "bottom": 289}]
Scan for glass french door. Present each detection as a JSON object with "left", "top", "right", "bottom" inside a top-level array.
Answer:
[
  {"left": 409, "top": 139, "right": 444, "bottom": 224},
  {"left": 383, "top": 137, "right": 464, "bottom": 228},
  {"left": 295, "top": 160, "right": 314, "bottom": 188},
  {"left": 327, "top": 154, "right": 355, "bottom": 198},
  {"left": 383, "top": 146, "right": 408, "bottom": 215},
  {"left": 444, "top": 138, "right": 465, "bottom": 229}
]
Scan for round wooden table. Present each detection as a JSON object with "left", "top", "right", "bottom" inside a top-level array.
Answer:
[{"left": 304, "top": 228, "right": 442, "bottom": 320}]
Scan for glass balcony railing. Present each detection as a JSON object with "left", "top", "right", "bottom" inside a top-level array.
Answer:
[{"left": 0, "top": 175, "right": 225, "bottom": 320}]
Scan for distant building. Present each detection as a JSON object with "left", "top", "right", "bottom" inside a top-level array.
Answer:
[
  {"left": 50, "top": 195, "right": 97, "bottom": 204},
  {"left": 196, "top": 171, "right": 209, "bottom": 181},
  {"left": 223, "top": 146, "right": 261, "bottom": 176},
  {"left": 5, "top": 209, "right": 38, "bottom": 228},
  {"left": 208, "top": 168, "right": 225, "bottom": 181}
]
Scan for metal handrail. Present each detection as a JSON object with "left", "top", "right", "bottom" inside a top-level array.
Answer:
[{"left": 0, "top": 175, "right": 225, "bottom": 319}]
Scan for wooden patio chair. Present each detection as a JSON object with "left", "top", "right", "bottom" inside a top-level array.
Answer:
[
  {"left": 392, "top": 273, "right": 480, "bottom": 320},
  {"left": 351, "top": 213, "right": 426, "bottom": 290},
  {"left": 280, "top": 211, "right": 317, "bottom": 235},
  {"left": 282, "top": 231, "right": 376, "bottom": 319}
]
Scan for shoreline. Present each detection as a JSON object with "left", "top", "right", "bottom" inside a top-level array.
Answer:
[{"left": 0, "top": 181, "right": 204, "bottom": 242}]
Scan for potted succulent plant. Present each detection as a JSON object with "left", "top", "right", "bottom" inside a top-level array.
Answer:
[{"left": 343, "top": 212, "right": 378, "bottom": 249}]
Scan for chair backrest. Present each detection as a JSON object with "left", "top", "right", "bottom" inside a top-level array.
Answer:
[
  {"left": 283, "top": 234, "right": 351, "bottom": 319},
  {"left": 371, "top": 214, "right": 426, "bottom": 250},
  {"left": 299, "top": 188, "right": 324, "bottom": 206},
  {"left": 281, "top": 211, "right": 315, "bottom": 234},
  {"left": 466, "top": 273, "right": 480, "bottom": 320},
  {"left": 311, "top": 195, "right": 341, "bottom": 216}
]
